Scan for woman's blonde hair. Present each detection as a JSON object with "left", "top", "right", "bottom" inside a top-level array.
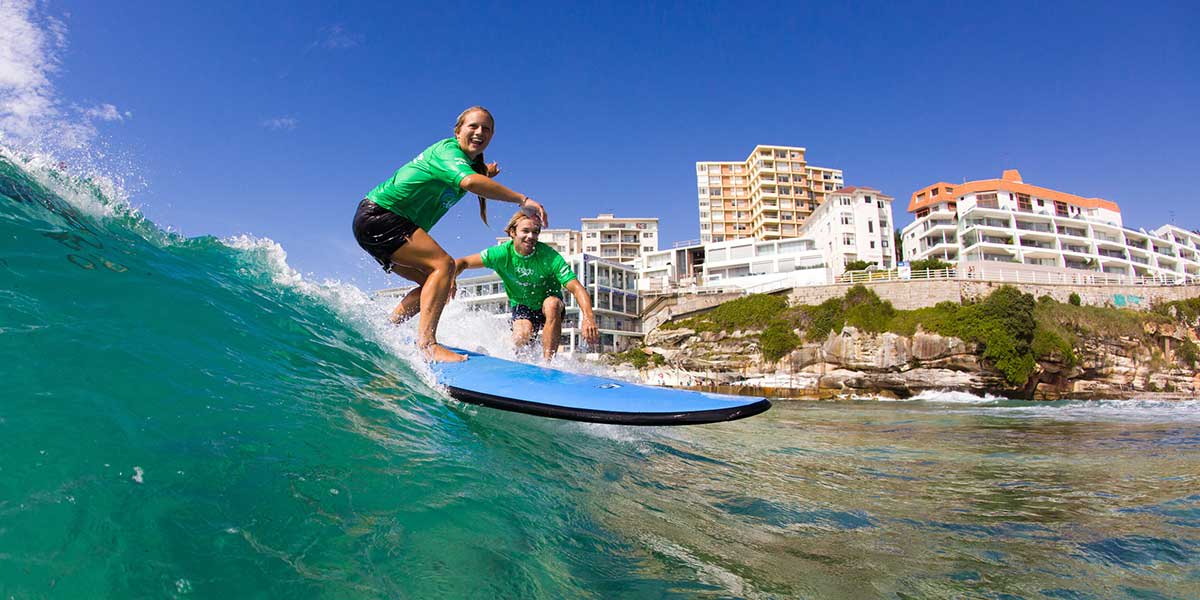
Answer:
[
  {"left": 504, "top": 209, "right": 541, "bottom": 237},
  {"left": 454, "top": 106, "right": 497, "bottom": 227},
  {"left": 454, "top": 106, "right": 494, "bottom": 134}
]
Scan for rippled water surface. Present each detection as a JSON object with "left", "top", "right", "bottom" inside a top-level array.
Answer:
[{"left": 3, "top": 149, "right": 1199, "bottom": 598}]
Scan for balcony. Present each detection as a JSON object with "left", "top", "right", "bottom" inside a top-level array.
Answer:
[
  {"left": 965, "top": 218, "right": 1010, "bottom": 229},
  {"left": 1014, "top": 221, "right": 1053, "bottom": 233}
]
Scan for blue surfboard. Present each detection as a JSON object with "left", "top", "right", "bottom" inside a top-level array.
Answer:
[{"left": 433, "top": 348, "right": 771, "bottom": 425}]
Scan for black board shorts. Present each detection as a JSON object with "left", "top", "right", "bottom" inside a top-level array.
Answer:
[
  {"left": 511, "top": 301, "right": 566, "bottom": 332},
  {"left": 352, "top": 199, "right": 420, "bottom": 271}
]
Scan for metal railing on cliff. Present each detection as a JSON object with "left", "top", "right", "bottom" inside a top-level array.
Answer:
[
  {"left": 837, "top": 266, "right": 1196, "bottom": 286},
  {"left": 644, "top": 265, "right": 1196, "bottom": 299}
]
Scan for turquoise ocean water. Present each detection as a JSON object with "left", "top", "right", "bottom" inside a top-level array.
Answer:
[{"left": 3, "top": 150, "right": 1199, "bottom": 598}]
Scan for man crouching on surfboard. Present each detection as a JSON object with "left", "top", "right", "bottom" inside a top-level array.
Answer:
[{"left": 453, "top": 210, "right": 600, "bottom": 359}]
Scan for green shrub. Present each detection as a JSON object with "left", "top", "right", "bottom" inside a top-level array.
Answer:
[
  {"left": 760, "top": 320, "right": 801, "bottom": 362},
  {"left": 1179, "top": 339, "right": 1199, "bottom": 368},
  {"left": 664, "top": 293, "right": 788, "bottom": 332},
  {"left": 896, "top": 286, "right": 1039, "bottom": 385},
  {"left": 909, "top": 258, "right": 952, "bottom": 272},
  {"left": 1155, "top": 298, "right": 1200, "bottom": 323},
  {"left": 843, "top": 285, "right": 896, "bottom": 333},
  {"left": 1068, "top": 292, "right": 1081, "bottom": 306},
  {"left": 1032, "top": 328, "right": 1077, "bottom": 368},
  {"left": 844, "top": 259, "right": 873, "bottom": 272},
  {"left": 800, "top": 296, "right": 846, "bottom": 341},
  {"left": 612, "top": 348, "right": 649, "bottom": 368},
  {"left": 796, "top": 285, "right": 896, "bottom": 341}
]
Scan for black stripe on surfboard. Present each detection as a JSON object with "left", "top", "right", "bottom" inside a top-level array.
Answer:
[{"left": 446, "top": 385, "right": 771, "bottom": 426}]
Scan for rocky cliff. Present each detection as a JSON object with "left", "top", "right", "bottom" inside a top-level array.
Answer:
[{"left": 626, "top": 302, "right": 1200, "bottom": 401}]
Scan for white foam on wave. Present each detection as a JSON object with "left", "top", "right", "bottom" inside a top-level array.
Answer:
[
  {"left": 218, "top": 234, "right": 440, "bottom": 388},
  {"left": 910, "top": 389, "right": 1004, "bottom": 404},
  {"left": 216, "top": 233, "right": 619, "bottom": 398},
  {"left": 985, "top": 399, "right": 1200, "bottom": 423},
  {"left": 1, "top": 145, "right": 129, "bottom": 218}
]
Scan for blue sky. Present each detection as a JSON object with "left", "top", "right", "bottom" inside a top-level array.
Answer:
[{"left": 3, "top": 1, "right": 1198, "bottom": 288}]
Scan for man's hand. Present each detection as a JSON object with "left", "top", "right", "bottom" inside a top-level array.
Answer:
[{"left": 581, "top": 317, "right": 599, "bottom": 346}]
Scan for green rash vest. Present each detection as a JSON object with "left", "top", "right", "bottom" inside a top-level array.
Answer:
[
  {"left": 365, "top": 138, "right": 484, "bottom": 232},
  {"left": 481, "top": 241, "right": 578, "bottom": 310}
]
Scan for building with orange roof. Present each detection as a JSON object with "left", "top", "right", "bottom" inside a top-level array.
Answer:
[{"left": 901, "top": 170, "right": 1200, "bottom": 282}]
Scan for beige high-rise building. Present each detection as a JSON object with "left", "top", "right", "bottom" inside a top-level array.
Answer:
[{"left": 696, "top": 145, "right": 843, "bottom": 243}]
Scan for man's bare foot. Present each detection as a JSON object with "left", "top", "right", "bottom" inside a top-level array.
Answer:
[{"left": 422, "top": 343, "right": 467, "bottom": 363}]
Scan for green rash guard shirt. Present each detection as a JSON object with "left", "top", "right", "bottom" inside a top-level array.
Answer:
[
  {"left": 480, "top": 241, "right": 578, "bottom": 310},
  {"left": 365, "top": 138, "right": 484, "bottom": 232}
]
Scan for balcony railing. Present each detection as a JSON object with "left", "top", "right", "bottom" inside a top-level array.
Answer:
[{"left": 1015, "top": 222, "right": 1053, "bottom": 233}]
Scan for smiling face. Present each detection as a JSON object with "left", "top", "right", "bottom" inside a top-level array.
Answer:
[
  {"left": 454, "top": 109, "right": 494, "bottom": 158},
  {"left": 508, "top": 215, "right": 541, "bottom": 256}
]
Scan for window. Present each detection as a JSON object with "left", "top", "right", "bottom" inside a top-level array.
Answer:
[
  {"left": 931, "top": 188, "right": 939, "bottom": 197},
  {"left": 868, "top": 220, "right": 874, "bottom": 233},
  {"left": 843, "top": 234, "right": 855, "bottom": 245},
  {"left": 870, "top": 241, "right": 876, "bottom": 249},
  {"left": 840, "top": 214, "right": 853, "bottom": 225},
  {"left": 698, "top": 187, "right": 708, "bottom": 195},
  {"left": 840, "top": 197, "right": 852, "bottom": 206}
]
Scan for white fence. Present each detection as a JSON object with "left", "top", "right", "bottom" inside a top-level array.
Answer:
[{"left": 837, "top": 266, "right": 1197, "bottom": 287}]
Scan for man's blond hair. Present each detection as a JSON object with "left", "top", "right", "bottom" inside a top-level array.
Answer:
[{"left": 505, "top": 209, "right": 541, "bottom": 237}]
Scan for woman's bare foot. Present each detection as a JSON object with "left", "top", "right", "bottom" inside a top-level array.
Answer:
[{"left": 423, "top": 343, "right": 467, "bottom": 363}]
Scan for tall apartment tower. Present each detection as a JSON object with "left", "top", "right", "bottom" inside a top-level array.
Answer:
[
  {"left": 696, "top": 145, "right": 844, "bottom": 243},
  {"left": 581, "top": 213, "right": 659, "bottom": 264}
]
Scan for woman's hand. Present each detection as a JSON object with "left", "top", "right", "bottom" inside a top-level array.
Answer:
[
  {"left": 521, "top": 197, "right": 548, "bottom": 228},
  {"left": 486, "top": 161, "right": 501, "bottom": 178}
]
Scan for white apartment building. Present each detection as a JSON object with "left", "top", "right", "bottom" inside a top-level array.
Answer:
[
  {"left": 639, "top": 238, "right": 828, "bottom": 292},
  {"left": 640, "top": 186, "right": 896, "bottom": 291},
  {"left": 494, "top": 228, "right": 582, "bottom": 256},
  {"left": 581, "top": 214, "right": 659, "bottom": 264},
  {"left": 397, "top": 254, "right": 643, "bottom": 354},
  {"left": 798, "top": 186, "right": 895, "bottom": 277},
  {"left": 902, "top": 170, "right": 1200, "bottom": 282},
  {"left": 696, "top": 145, "right": 844, "bottom": 244}
]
